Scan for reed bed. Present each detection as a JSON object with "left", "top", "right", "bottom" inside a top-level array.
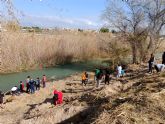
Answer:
[{"left": 0, "top": 31, "right": 100, "bottom": 73}]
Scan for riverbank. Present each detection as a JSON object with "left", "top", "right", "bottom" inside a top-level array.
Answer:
[{"left": 0, "top": 64, "right": 165, "bottom": 124}]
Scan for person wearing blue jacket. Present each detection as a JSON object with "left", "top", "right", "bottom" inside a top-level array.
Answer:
[{"left": 29, "top": 79, "right": 35, "bottom": 94}]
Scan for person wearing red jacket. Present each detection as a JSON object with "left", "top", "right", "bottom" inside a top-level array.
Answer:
[
  {"left": 53, "top": 89, "right": 63, "bottom": 105},
  {"left": 19, "top": 81, "right": 24, "bottom": 93}
]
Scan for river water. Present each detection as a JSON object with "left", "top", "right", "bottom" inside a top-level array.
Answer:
[{"left": 0, "top": 61, "right": 109, "bottom": 92}]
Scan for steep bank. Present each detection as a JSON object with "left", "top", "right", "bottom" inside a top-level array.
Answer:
[{"left": 0, "top": 64, "right": 165, "bottom": 124}]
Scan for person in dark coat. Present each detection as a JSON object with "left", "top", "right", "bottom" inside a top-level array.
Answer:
[
  {"left": 26, "top": 76, "right": 30, "bottom": 93},
  {"left": 29, "top": 79, "right": 35, "bottom": 94},
  {"left": 35, "top": 77, "right": 40, "bottom": 90},
  {"left": 162, "top": 52, "right": 165, "bottom": 64},
  {"left": 148, "top": 54, "right": 155, "bottom": 73},
  {"left": 0, "top": 91, "right": 4, "bottom": 104}
]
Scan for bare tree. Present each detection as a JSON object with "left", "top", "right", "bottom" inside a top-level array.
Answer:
[
  {"left": 103, "top": 0, "right": 165, "bottom": 63},
  {"left": 144, "top": 0, "right": 165, "bottom": 53}
]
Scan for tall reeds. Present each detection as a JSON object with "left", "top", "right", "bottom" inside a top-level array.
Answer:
[{"left": 0, "top": 31, "right": 100, "bottom": 73}]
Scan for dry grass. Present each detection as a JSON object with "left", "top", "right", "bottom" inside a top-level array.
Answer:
[{"left": 0, "top": 31, "right": 101, "bottom": 73}]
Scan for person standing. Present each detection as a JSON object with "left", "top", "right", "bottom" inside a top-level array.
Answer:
[
  {"left": 85, "top": 72, "right": 89, "bottom": 84},
  {"left": 148, "top": 54, "right": 155, "bottom": 73},
  {"left": 104, "top": 68, "right": 110, "bottom": 85},
  {"left": 29, "top": 79, "right": 35, "bottom": 94},
  {"left": 42, "top": 75, "right": 47, "bottom": 88},
  {"left": 82, "top": 72, "right": 87, "bottom": 86},
  {"left": 162, "top": 52, "right": 165, "bottom": 64},
  {"left": 19, "top": 81, "right": 24, "bottom": 93},
  {"left": 117, "top": 64, "right": 122, "bottom": 78},
  {"left": 96, "top": 69, "right": 102, "bottom": 88},
  {"left": 36, "top": 77, "right": 40, "bottom": 90},
  {"left": 26, "top": 76, "right": 30, "bottom": 93},
  {"left": 0, "top": 91, "right": 4, "bottom": 105},
  {"left": 94, "top": 68, "right": 100, "bottom": 83}
]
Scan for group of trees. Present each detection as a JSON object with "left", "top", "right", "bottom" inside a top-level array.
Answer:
[{"left": 104, "top": 0, "right": 165, "bottom": 63}]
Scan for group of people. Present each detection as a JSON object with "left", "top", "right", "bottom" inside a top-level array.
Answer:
[
  {"left": 1, "top": 52, "right": 165, "bottom": 106},
  {"left": 95, "top": 68, "right": 112, "bottom": 87},
  {"left": 81, "top": 65, "right": 125, "bottom": 88},
  {"left": 148, "top": 52, "right": 165, "bottom": 73},
  {"left": 11, "top": 75, "right": 47, "bottom": 95}
]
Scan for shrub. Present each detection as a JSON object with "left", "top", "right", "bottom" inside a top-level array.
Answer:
[{"left": 100, "top": 27, "right": 109, "bottom": 33}]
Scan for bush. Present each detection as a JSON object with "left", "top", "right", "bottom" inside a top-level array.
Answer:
[{"left": 100, "top": 27, "right": 109, "bottom": 33}]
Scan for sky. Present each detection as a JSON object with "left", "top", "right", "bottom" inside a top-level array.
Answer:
[{"left": 11, "top": 0, "right": 107, "bottom": 29}]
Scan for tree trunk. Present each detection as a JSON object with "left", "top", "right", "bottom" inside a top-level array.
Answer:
[{"left": 132, "top": 43, "right": 137, "bottom": 64}]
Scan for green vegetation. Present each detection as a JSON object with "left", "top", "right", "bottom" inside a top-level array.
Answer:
[
  {"left": 22, "top": 26, "right": 42, "bottom": 33},
  {"left": 100, "top": 27, "right": 109, "bottom": 33}
]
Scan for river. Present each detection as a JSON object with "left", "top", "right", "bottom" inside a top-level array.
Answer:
[{"left": 0, "top": 60, "right": 109, "bottom": 92}]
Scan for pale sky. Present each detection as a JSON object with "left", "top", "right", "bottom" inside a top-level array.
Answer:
[{"left": 10, "top": 0, "right": 107, "bottom": 29}]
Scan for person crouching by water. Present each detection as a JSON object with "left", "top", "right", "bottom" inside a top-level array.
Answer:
[
  {"left": 26, "top": 76, "right": 30, "bottom": 93},
  {"left": 19, "top": 81, "right": 24, "bottom": 93},
  {"left": 35, "top": 77, "right": 40, "bottom": 90},
  {"left": 11, "top": 86, "right": 19, "bottom": 96},
  {"left": 148, "top": 54, "right": 155, "bottom": 73},
  {"left": 53, "top": 89, "right": 63, "bottom": 105},
  {"left": 82, "top": 72, "right": 87, "bottom": 86},
  {"left": 154, "top": 64, "right": 165, "bottom": 73},
  {"left": 42, "top": 75, "right": 47, "bottom": 88}
]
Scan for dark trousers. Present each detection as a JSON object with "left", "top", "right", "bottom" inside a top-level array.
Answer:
[
  {"left": 105, "top": 79, "right": 110, "bottom": 85},
  {"left": 82, "top": 80, "right": 86, "bottom": 86},
  {"left": 149, "top": 62, "right": 153, "bottom": 73},
  {"left": 30, "top": 85, "right": 35, "bottom": 93},
  {"left": 0, "top": 96, "right": 4, "bottom": 104},
  {"left": 36, "top": 84, "right": 40, "bottom": 90},
  {"left": 26, "top": 85, "right": 30, "bottom": 93},
  {"left": 43, "top": 82, "right": 46, "bottom": 88},
  {"left": 162, "top": 60, "right": 165, "bottom": 64}
]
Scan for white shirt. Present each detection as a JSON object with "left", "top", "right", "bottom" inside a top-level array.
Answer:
[
  {"left": 117, "top": 66, "right": 122, "bottom": 74},
  {"left": 11, "top": 87, "right": 17, "bottom": 92},
  {"left": 156, "top": 64, "right": 165, "bottom": 71}
]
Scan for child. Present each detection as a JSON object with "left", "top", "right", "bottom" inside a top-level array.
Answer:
[
  {"left": 117, "top": 64, "right": 122, "bottom": 78},
  {"left": 42, "top": 75, "right": 47, "bottom": 88},
  {"left": 26, "top": 76, "right": 30, "bottom": 93},
  {"left": 82, "top": 72, "right": 87, "bottom": 86},
  {"left": 36, "top": 77, "right": 40, "bottom": 90},
  {"left": 19, "top": 81, "right": 24, "bottom": 93}
]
